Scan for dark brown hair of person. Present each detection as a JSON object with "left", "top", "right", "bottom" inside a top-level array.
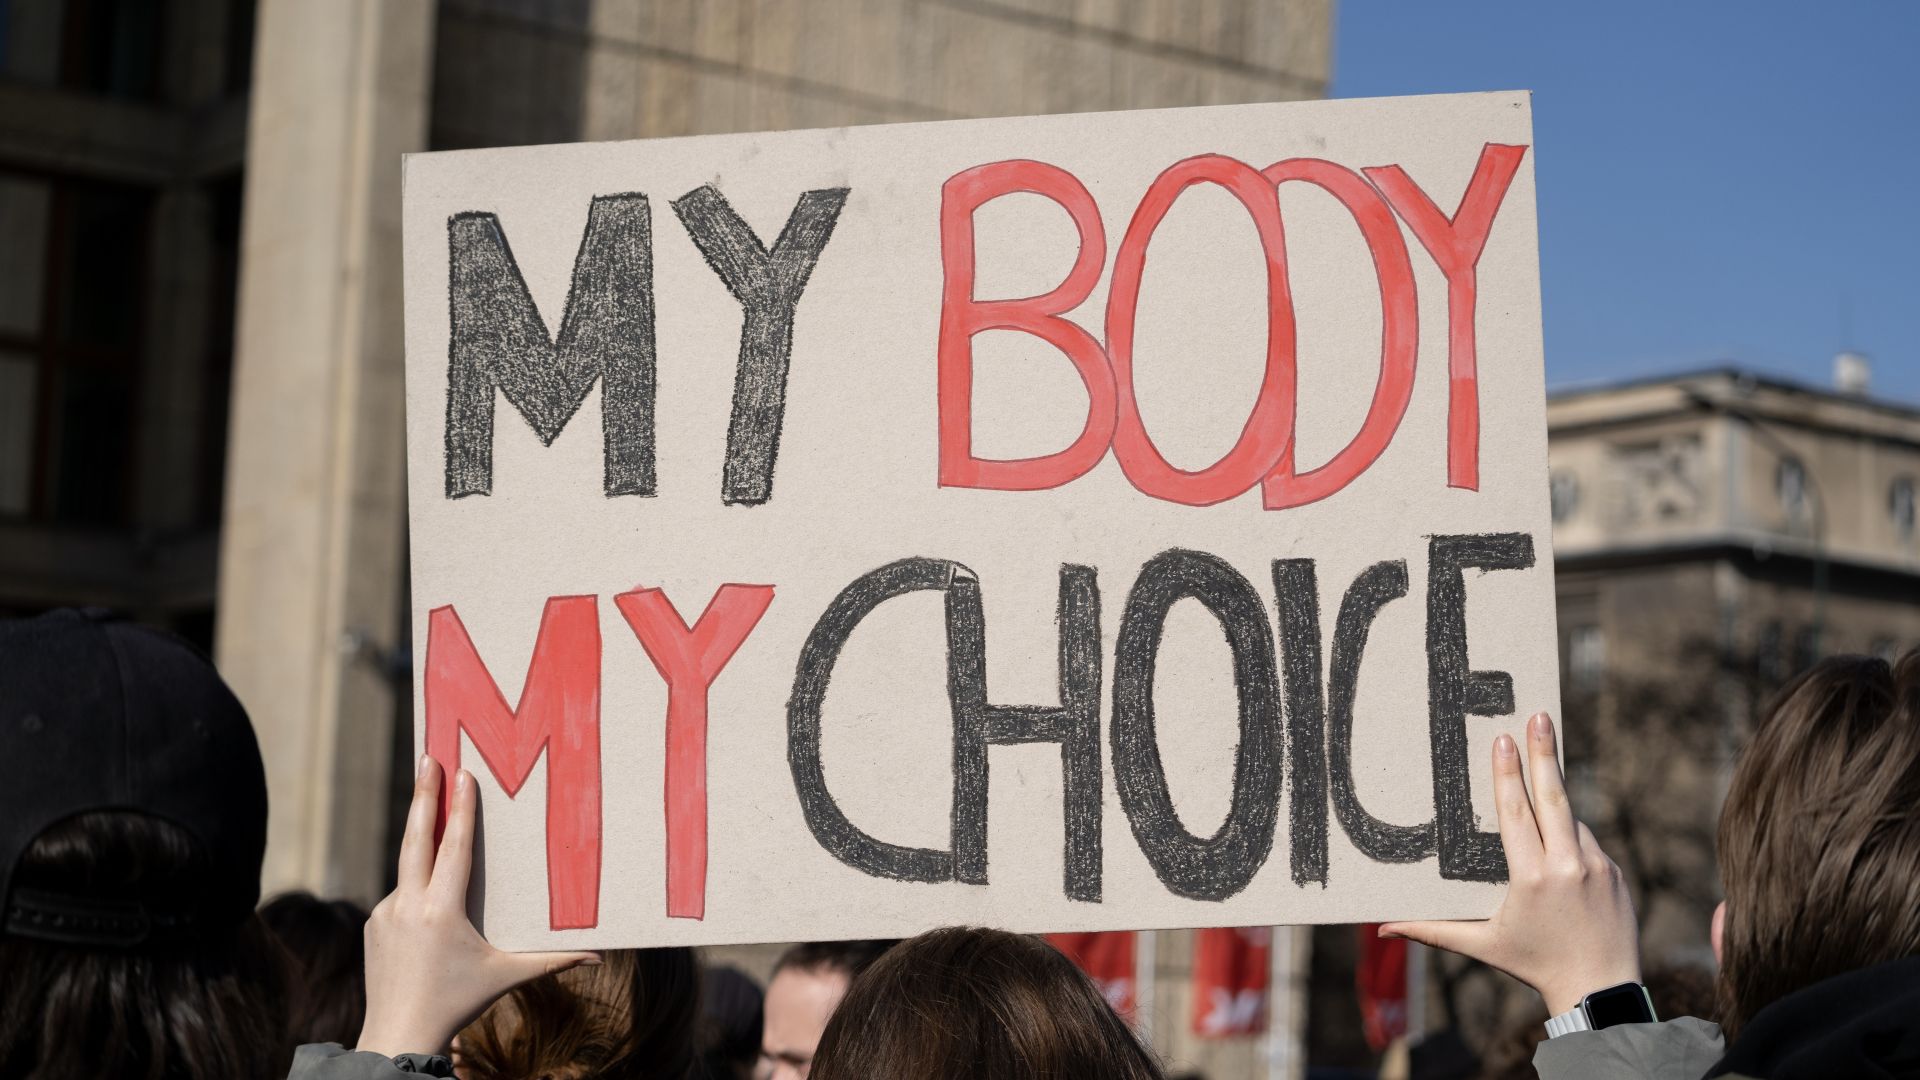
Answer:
[
  {"left": 260, "top": 891, "right": 370, "bottom": 1047},
  {"left": 1716, "top": 650, "right": 1920, "bottom": 1038},
  {"left": 0, "top": 812, "right": 294, "bottom": 1080},
  {"left": 808, "top": 927, "right": 1166, "bottom": 1080},
  {"left": 457, "top": 946, "right": 699, "bottom": 1080},
  {"left": 770, "top": 938, "right": 896, "bottom": 981}
]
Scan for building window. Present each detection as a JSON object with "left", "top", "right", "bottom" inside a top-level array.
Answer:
[
  {"left": 1891, "top": 477, "right": 1916, "bottom": 541},
  {"left": 1756, "top": 621, "right": 1785, "bottom": 683},
  {"left": 1549, "top": 468, "right": 1580, "bottom": 523},
  {"left": 224, "top": 0, "right": 256, "bottom": 94},
  {"left": 0, "top": 352, "right": 32, "bottom": 514},
  {"left": 0, "top": 168, "right": 151, "bottom": 526},
  {"left": 1776, "top": 457, "right": 1810, "bottom": 520},
  {"left": 2, "top": 0, "right": 167, "bottom": 100},
  {"left": 1, "top": 0, "right": 63, "bottom": 85},
  {"left": 1791, "top": 626, "right": 1819, "bottom": 675},
  {"left": 1568, "top": 624, "right": 1605, "bottom": 693},
  {"left": 1612, "top": 436, "right": 1703, "bottom": 525},
  {"left": 0, "top": 174, "right": 49, "bottom": 515}
]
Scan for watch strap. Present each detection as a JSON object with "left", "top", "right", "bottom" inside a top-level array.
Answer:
[{"left": 1544, "top": 1005, "right": 1593, "bottom": 1038}]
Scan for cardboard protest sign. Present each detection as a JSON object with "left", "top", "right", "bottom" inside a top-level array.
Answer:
[{"left": 401, "top": 90, "right": 1558, "bottom": 950}]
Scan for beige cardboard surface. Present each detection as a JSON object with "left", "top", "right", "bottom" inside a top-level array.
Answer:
[{"left": 401, "top": 90, "right": 1559, "bottom": 950}]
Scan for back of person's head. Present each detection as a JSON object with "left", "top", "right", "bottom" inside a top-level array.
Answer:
[
  {"left": 456, "top": 946, "right": 699, "bottom": 1080},
  {"left": 261, "top": 891, "right": 369, "bottom": 1047},
  {"left": 808, "top": 927, "right": 1166, "bottom": 1080},
  {"left": 0, "top": 813, "right": 292, "bottom": 1079},
  {"left": 1716, "top": 650, "right": 1920, "bottom": 1036},
  {"left": 694, "top": 965, "right": 763, "bottom": 1080},
  {"left": 0, "top": 609, "right": 288, "bottom": 1078}
]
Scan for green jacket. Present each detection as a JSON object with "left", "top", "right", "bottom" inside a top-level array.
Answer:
[{"left": 1532, "top": 1017, "right": 1728, "bottom": 1079}]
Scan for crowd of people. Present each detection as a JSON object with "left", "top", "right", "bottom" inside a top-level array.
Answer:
[{"left": 1, "top": 607, "right": 1915, "bottom": 1079}]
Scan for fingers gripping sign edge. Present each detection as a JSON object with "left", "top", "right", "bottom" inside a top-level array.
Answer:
[
  {"left": 1376, "top": 917, "right": 1492, "bottom": 961},
  {"left": 498, "top": 949, "right": 605, "bottom": 984}
]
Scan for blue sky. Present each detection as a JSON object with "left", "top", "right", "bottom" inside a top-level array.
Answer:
[{"left": 1334, "top": 2, "right": 1920, "bottom": 402}]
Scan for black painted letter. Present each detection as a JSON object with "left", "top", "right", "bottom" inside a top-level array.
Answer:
[
  {"left": 445, "top": 195, "right": 656, "bottom": 499},
  {"left": 1427, "top": 532, "right": 1535, "bottom": 882},
  {"left": 948, "top": 565, "right": 1104, "bottom": 901},
  {"left": 1112, "top": 550, "right": 1282, "bottom": 901},
  {"left": 1271, "top": 559, "right": 1329, "bottom": 885},
  {"left": 1274, "top": 559, "right": 1432, "bottom": 884},
  {"left": 672, "top": 185, "right": 850, "bottom": 506},
  {"left": 788, "top": 558, "right": 959, "bottom": 882},
  {"left": 1323, "top": 560, "right": 1434, "bottom": 863}
]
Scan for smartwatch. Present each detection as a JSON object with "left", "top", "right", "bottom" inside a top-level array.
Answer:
[{"left": 1544, "top": 982, "right": 1658, "bottom": 1037}]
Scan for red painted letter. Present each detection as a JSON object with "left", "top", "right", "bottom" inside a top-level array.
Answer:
[
  {"left": 1259, "top": 158, "right": 1419, "bottom": 509},
  {"left": 425, "top": 598, "right": 601, "bottom": 930},
  {"left": 1365, "top": 143, "right": 1528, "bottom": 491},
  {"left": 615, "top": 583, "right": 775, "bottom": 920},
  {"left": 938, "top": 160, "right": 1113, "bottom": 491},
  {"left": 1106, "top": 155, "right": 1296, "bottom": 506}
]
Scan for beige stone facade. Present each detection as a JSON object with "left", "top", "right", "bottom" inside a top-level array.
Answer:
[{"left": 216, "top": 0, "right": 435, "bottom": 908}]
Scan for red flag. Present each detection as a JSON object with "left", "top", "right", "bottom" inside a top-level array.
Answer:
[
  {"left": 1191, "top": 926, "right": 1271, "bottom": 1037},
  {"left": 1046, "top": 931, "right": 1138, "bottom": 1019},
  {"left": 1355, "top": 924, "right": 1408, "bottom": 1051}
]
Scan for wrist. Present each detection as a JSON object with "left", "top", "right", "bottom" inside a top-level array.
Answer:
[
  {"left": 1543, "top": 967, "right": 1641, "bottom": 1016},
  {"left": 1544, "top": 977, "right": 1656, "bottom": 1039},
  {"left": 357, "top": 1020, "right": 449, "bottom": 1060}
]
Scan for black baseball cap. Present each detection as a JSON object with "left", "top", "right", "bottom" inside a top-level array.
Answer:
[{"left": 0, "top": 608, "right": 268, "bottom": 946}]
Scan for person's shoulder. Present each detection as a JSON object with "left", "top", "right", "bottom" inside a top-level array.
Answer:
[
  {"left": 1532, "top": 1017, "right": 1725, "bottom": 1080},
  {"left": 287, "top": 1043, "right": 457, "bottom": 1079}
]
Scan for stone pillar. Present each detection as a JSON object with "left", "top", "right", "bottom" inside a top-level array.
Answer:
[{"left": 215, "top": 0, "right": 434, "bottom": 904}]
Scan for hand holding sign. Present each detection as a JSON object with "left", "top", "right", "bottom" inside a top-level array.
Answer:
[
  {"left": 1378, "top": 713, "right": 1641, "bottom": 1015},
  {"left": 357, "top": 757, "right": 600, "bottom": 1058}
]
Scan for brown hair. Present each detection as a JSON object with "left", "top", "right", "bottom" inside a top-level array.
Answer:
[
  {"left": 0, "top": 812, "right": 294, "bottom": 1079},
  {"left": 456, "top": 946, "right": 698, "bottom": 1080},
  {"left": 260, "top": 891, "right": 369, "bottom": 1047},
  {"left": 808, "top": 927, "right": 1165, "bottom": 1080},
  {"left": 1716, "top": 651, "right": 1920, "bottom": 1036}
]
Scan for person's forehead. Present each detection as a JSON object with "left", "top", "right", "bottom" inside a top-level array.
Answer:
[
  {"left": 768, "top": 964, "right": 850, "bottom": 1004},
  {"left": 761, "top": 965, "right": 848, "bottom": 1056}
]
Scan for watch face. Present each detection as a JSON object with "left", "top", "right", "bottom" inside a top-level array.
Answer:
[{"left": 1585, "top": 983, "right": 1657, "bottom": 1028}]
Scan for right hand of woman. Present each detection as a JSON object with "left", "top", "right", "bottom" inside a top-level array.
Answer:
[{"left": 1379, "top": 712, "right": 1642, "bottom": 1016}]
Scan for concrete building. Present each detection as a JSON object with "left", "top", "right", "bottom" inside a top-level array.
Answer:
[
  {"left": 2, "top": 1, "right": 1329, "bottom": 1075},
  {"left": 0, "top": 0, "right": 248, "bottom": 635},
  {"left": 1378, "top": 364, "right": 1920, "bottom": 1060},
  {"left": 1545, "top": 364, "right": 1920, "bottom": 963}
]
